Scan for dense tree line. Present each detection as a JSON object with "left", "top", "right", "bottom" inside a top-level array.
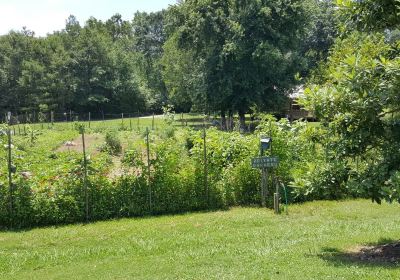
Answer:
[{"left": 0, "top": 0, "right": 337, "bottom": 124}]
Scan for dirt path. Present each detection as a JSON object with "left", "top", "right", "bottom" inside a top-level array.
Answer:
[{"left": 56, "top": 133, "right": 104, "bottom": 155}]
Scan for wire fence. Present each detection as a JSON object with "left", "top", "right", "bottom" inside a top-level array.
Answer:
[
  {"left": 0, "top": 112, "right": 215, "bottom": 228},
  {"left": 1, "top": 110, "right": 261, "bottom": 136},
  {"left": 2, "top": 111, "right": 159, "bottom": 125},
  {"left": 1, "top": 111, "right": 207, "bottom": 136}
]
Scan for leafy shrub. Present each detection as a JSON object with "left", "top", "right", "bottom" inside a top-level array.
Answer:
[
  {"left": 100, "top": 131, "right": 122, "bottom": 155},
  {"left": 218, "top": 161, "right": 261, "bottom": 206}
]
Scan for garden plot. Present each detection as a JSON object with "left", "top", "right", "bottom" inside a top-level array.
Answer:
[{"left": 56, "top": 133, "right": 104, "bottom": 155}]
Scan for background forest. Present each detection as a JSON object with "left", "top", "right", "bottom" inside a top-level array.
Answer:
[{"left": 0, "top": 0, "right": 337, "bottom": 122}]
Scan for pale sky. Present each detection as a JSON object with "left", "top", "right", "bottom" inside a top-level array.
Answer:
[{"left": 0, "top": 0, "right": 177, "bottom": 37}]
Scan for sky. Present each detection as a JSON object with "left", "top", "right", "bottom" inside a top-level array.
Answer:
[{"left": 0, "top": 0, "right": 177, "bottom": 37}]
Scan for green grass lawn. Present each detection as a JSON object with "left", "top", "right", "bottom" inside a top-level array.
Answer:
[
  {"left": 1, "top": 200, "right": 399, "bottom": 279},
  {"left": 15, "top": 113, "right": 205, "bottom": 132}
]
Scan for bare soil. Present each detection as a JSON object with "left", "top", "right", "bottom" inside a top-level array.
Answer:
[
  {"left": 346, "top": 242, "right": 400, "bottom": 263},
  {"left": 56, "top": 133, "right": 104, "bottom": 155}
]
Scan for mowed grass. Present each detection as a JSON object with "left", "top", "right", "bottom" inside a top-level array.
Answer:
[
  {"left": 20, "top": 113, "right": 205, "bottom": 132},
  {"left": 0, "top": 200, "right": 399, "bottom": 279}
]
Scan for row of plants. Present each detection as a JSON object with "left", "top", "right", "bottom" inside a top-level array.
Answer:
[{"left": 0, "top": 116, "right": 378, "bottom": 228}]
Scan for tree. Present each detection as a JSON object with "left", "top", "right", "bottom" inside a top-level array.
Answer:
[
  {"left": 300, "top": 0, "right": 400, "bottom": 203},
  {"left": 165, "top": 0, "right": 314, "bottom": 129},
  {"left": 338, "top": 0, "right": 400, "bottom": 32},
  {"left": 132, "top": 11, "right": 168, "bottom": 112},
  {"left": 300, "top": 0, "right": 339, "bottom": 72}
]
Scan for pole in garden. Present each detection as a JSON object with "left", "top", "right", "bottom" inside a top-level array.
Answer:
[
  {"left": 203, "top": 119, "right": 208, "bottom": 206},
  {"left": 121, "top": 113, "right": 124, "bottom": 127},
  {"left": 80, "top": 124, "right": 89, "bottom": 222},
  {"left": 129, "top": 114, "right": 132, "bottom": 130},
  {"left": 251, "top": 136, "right": 280, "bottom": 210},
  {"left": 274, "top": 173, "right": 280, "bottom": 214},
  {"left": 152, "top": 113, "right": 155, "bottom": 130},
  {"left": 146, "top": 127, "right": 152, "bottom": 212},
  {"left": 88, "top": 112, "right": 91, "bottom": 128},
  {"left": 7, "top": 112, "right": 14, "bottom": 224},
  {"left": 51, "top": 111, "right": 54, "bottom": 126},
  {"left": 261, "top": 168, "right": 267, "bottom": 207}
]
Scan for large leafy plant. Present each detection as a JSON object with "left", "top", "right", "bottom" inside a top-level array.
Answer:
[{"left": 300, "top": 32, "right": 400, "bottom": 203}]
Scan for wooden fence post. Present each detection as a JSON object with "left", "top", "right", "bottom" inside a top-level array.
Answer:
[
  {"left": 274, "top": 172, "right": 280, "bottom": 214},
  {"left": 81, "top": 127, "right": 89, "bottom": 222},
  {"left": 203, "top": 120, "right": 208, "bottom": 206},
  {"left": 146, "top": 127, "right": 151, "bottom": 212},
  {"left": 261, "top": 168, "right": 267, "bottom": 207},
  {"left": 7, "top": 112, "right": 13, "bottom": 225}
]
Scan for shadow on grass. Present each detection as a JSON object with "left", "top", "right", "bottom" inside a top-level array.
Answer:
[
  {"left": 318, "top": 238, "right": 400, "bottom": 268},
  {"left": 0, "top": 206, "right": 232, "bottom": 233}
]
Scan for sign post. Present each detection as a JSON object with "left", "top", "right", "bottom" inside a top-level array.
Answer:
[{"left": 251, "top": 135, "right": 280, "bottom": 212}]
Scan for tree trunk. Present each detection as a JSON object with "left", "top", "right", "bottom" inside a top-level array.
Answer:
[
  {"left": 221, "top": 111, "right": 226, "bottom": 131},
  {"left": 228, "top": 110, "right": 233, "bottom": 131},
  {"left": 239, "top": 111, "right": 246, "bottom": 133}
]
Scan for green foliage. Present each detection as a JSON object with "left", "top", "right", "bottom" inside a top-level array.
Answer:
[
  {"left": 0, "top": 117, "right": 323, "bottom": 228},
  {"left": 3, "top": 112, "right": 385, "bottom": 229},
  {"left": 338, "top": 0, "right": 400, "bottom": 32},
  {"left": 300, "top": 0, "right": 400, "bottom": 203},
  {"left": 0, "top": 1, "right": 337, "bottom": 121},
  {"left": 101, "top": 131, "right": 122, "bottom": 155},
  {"left": 163, "top": 0, "right": 318, "bottom": 118},
  {"left": 74, "top": 122, "right": 85, "bottom": 134}
]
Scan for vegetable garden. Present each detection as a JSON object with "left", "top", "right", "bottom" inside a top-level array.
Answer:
[{"left": 0, "top": 112, "right": 374, "bottom": 229}]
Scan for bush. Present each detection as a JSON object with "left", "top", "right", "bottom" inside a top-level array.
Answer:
[
  {"left": 101, "top": 131, "right": 122, "bottom": 155},
  {"left": 218, "top": 161, "right": 261, "bottom": 206}
]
